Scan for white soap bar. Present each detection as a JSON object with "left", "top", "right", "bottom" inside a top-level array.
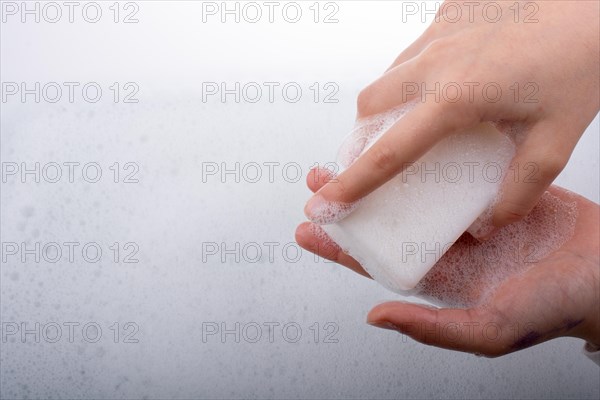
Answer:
[{"left": 322, "top": 109, "right": 515, "bottom": 293}]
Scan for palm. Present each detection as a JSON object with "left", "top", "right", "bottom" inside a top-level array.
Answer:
[{"left": 296, "top": 170, "right": 599, "bottom": 355}]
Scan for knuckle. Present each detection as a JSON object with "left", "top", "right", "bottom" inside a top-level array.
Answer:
[
  {"left": 330, "top": 175, "right": 350, "bottom": 201},
  {"left": 366, "top": 144, "right": 398, "bottom": 175},
  {"left": 420, "top": 38, "right": 451, "bottom": 62},
  {"left": 494, "top": 202, "right": 530, "bottom": 226},
  {"left": 356, "top": 85, "right": 379, "bottom": 117},
  {"left": 432, "top": 99, "right": 476, "bottom": 131},
  {"left": 422, "top": 38, "right": 444, "bottom": 57}
]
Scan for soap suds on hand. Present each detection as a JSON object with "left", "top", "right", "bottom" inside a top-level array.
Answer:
[{"left": 416, "top": 191, "right": 577, "bottom": 308}]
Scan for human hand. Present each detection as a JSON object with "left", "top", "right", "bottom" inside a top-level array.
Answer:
[
  {"left": 296, "top": 167, "right": 599, "bottom": 356},
  {"left": 304, "top": 0, "right": 599, "bottom": 237}
]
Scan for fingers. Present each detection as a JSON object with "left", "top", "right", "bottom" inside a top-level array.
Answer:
[
  {"left": 366, "top": 302, "right": 516, "bottom": 357},
  {"left": 357, "top": 58, "right": 423, "bottom": 119},
  {"left": 300, "top": 168, "right": 371, "bottom": 277},
  {"left": 295, "top": 222, "right": 371, "bottom": 278},
  {"left": 492, "top": 120, "right": 576, "bottom": 228},
  {"left": 305, "top": 102, "right": 471, "bottom": 224},
  {"left": 306, "top": 166, "right": 336, "bottom": 193}
]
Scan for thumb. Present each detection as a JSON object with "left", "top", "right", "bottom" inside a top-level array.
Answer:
[{"left": 367, "top": 301, "right": 526, "bottom": 357}]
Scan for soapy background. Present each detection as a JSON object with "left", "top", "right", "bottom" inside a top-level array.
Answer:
[{"left": 1, "top": 1, "right": 599, "bottom": 398}]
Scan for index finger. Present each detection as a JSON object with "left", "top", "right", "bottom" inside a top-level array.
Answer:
[{"left": 304, "top": 101, "right": 470, "bottom": 224}]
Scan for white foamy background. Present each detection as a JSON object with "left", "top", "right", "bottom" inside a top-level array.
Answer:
[{"left": 2, "top": 93, "right": 598, "bottom": 400}]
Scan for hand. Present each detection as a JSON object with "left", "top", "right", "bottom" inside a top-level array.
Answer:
[
  {"left": 296, "top": 167, "right": 600, "bottom": 357},
  {"left": 304, "top": 1, "right": 599, "bottom": 236}
]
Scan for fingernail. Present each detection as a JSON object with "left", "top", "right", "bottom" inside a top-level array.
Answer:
[
  {"left": 304, "top": 193, "right": 360, "bottom": 225},
  {"left": 467, "top": 219, "right": 496, "bottom": 241},
  {"left": 367, "top": 320, "right": 400, "bottom": 331}
]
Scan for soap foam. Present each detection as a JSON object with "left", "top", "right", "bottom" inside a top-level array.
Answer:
[
  {"left": 336, "top": 104, "right": 415, "bottom": 169},
  {"left": 321, "top": 104, "right": 518, "bottom": 292},
  {"left": 307, "top": 196, "right": 363, "bottom": 225},
  {"left": 415, "top": 191, "right": 578, "bottom": 308},
  {"left": 308, "top": 221, "right": 341, "bottom": 254}
]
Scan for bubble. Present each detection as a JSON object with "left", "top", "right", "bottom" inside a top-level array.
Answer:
[
  {"left": 306, "top": 195, "right": 363, "bottom": 225},
  {"left": 336, "top": 103, "right": 415, "bottom": 169},
  {"left": 416, "top": 190, "right": 578, "bottom": 308}
]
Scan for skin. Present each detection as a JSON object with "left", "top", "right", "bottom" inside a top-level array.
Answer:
[
  {"left": 296, "top": 167, "right": 599, "bottom": 357},
  {"left": 303, "top": 1, "right": 600, "bottom": 236}
]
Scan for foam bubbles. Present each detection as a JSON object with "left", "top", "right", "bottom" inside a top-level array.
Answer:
[
  {"left": 336, "top": 103, "right": 415, "bottom": 169},
  {"left": 416, "top": 190, "right": 578, "bottom": 308},
  {"left": 305, "top": 195, "right": 363, "bottom": 225}
]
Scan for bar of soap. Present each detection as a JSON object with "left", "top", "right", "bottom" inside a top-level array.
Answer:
[{"left": 321, "top": 107, "right": 515, "bottom": 293}]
